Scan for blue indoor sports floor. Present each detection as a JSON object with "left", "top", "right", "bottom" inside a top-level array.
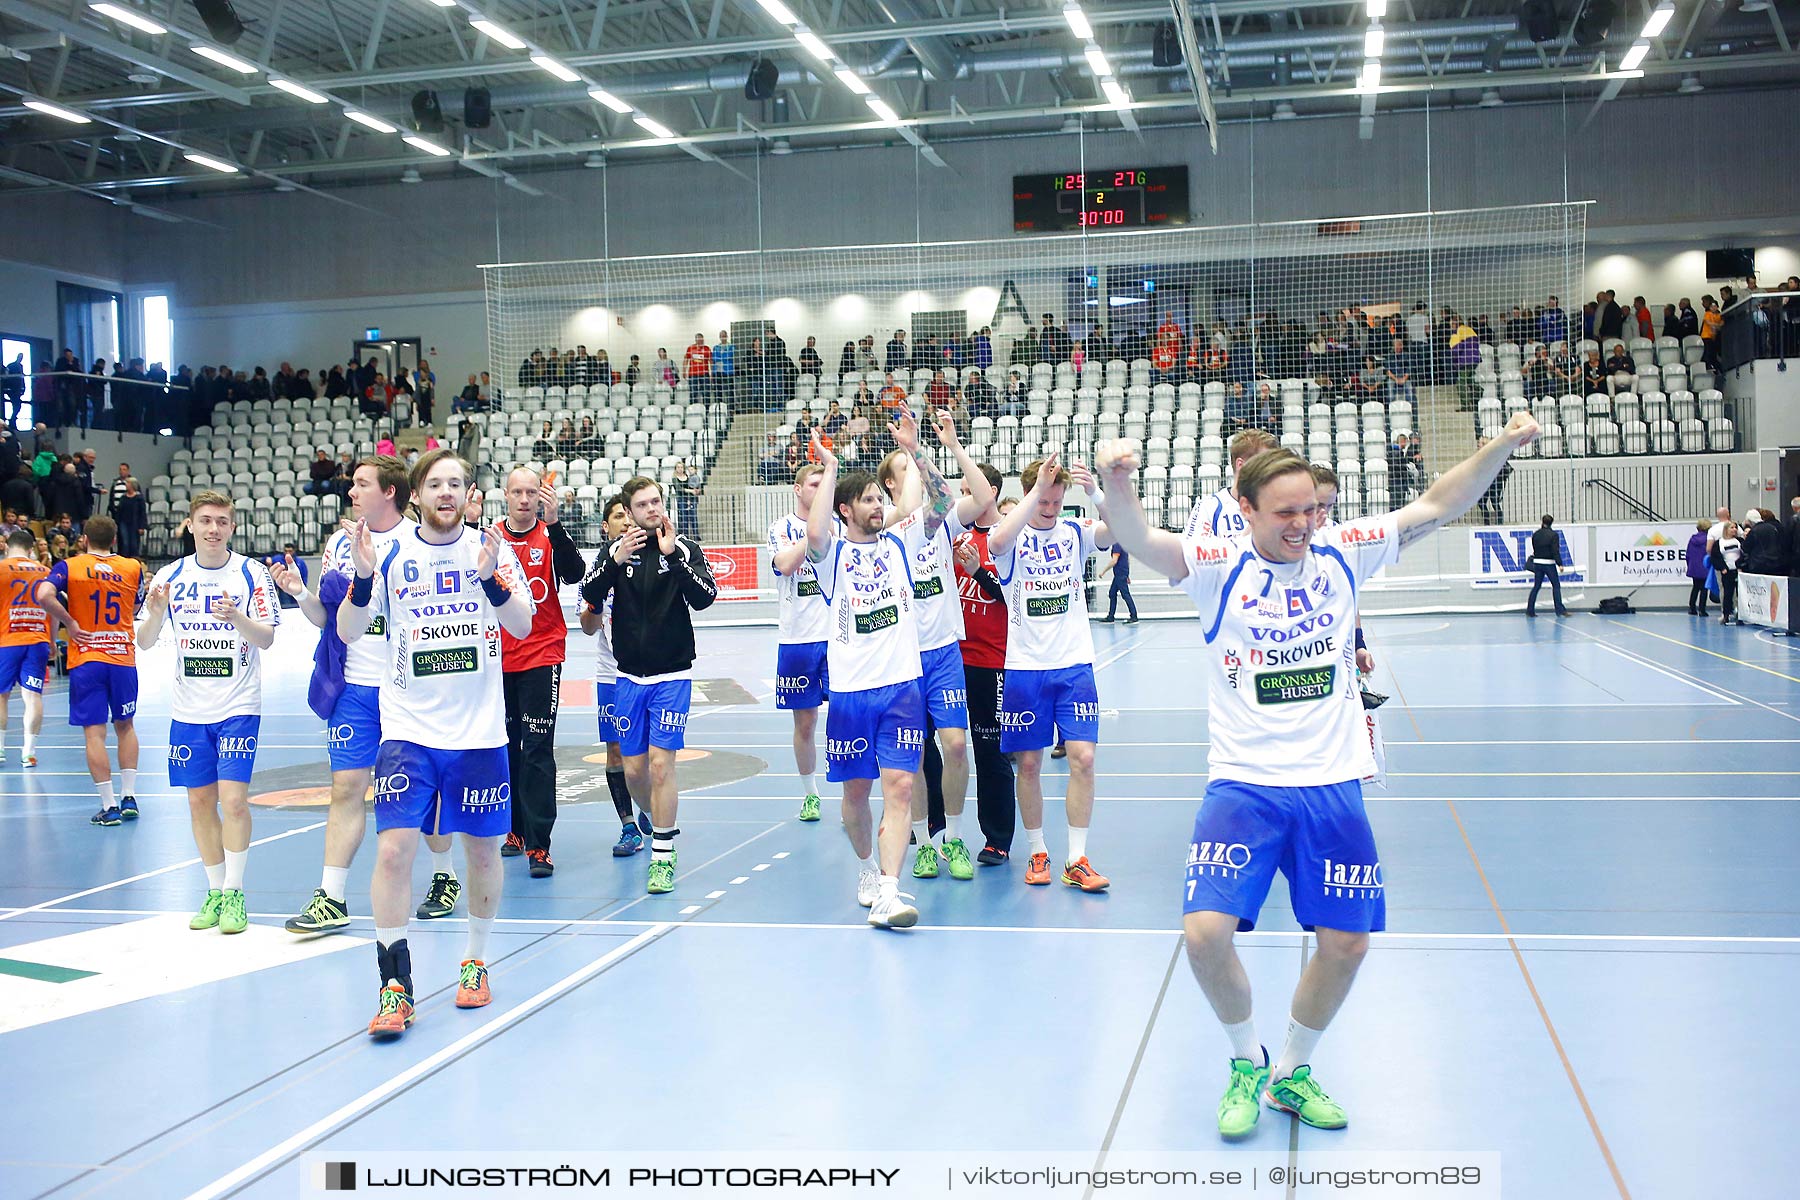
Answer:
[{"left": 1, "top": 611, "right": 1796, "bottom": 1198}]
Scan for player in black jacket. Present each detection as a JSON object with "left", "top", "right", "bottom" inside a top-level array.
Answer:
[{"left": 579, "top": 475, "right": 717, "bottom": 894}]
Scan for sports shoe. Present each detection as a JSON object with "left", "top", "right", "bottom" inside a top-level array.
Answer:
[
  {"left": 912, "top": 843, "right": 940, "bottom": 879},
  {"left": 367, "top": 984, "right": 415, "bottom": 1040},
  {"left": 90, "top": 806, "right": 122, "bottom": 827},
  {"left": 219, "top": 889, "right": 248, "bottom": 934},
  {"left": 527, "top": 848, "right": 554, "bottom": 878},
  {"left": 455, "top": 958, "right": 492, "bottom": 1008},
  {"left": 1050, "top": 742, "right": 1067, "bottom": 760},
  {"left": 285, "top": 889, "right": 351, "bottom": 935},
  {"left": 416, "top": 872, "right": 461, "bottom": 920},
  {"left": 612, "top": 824, "right": 644, "bottom": 857},
  {"left": 976, "top": 844, "right": 1009, "bottom": 866},
  {"left": 942, "top": 838, "right": 975, "bottom": 880},
  {"left": 868, "top": 891, "right": 919, "bottom": 929},
  {"left": 1024, "top": 851, "right": 1052, "bottom": 885},
  {"left": 190, "top": 889, "right": 224, "bottom": 930},
  {"left": 855, "top": 865, "right": 880, "bottom": 907},
  {"left": 636, "top": 810, "right": 653, "bottom": 837},
  {"left": 646, "top": 857, "right": 676, "bottom": 894},
  {"left": 120, "top": 796, "right": 138, "bottom": 820},
  {"left": 1218, "top": 1050, "right": 1271, "bottom": 1141},
  {"left": 1061, "top": 857, "right": 1110, "bottom": 892},
  {"left": 1264, "top": 1066, "right": 1348, "bottom": 1130},
  {"left": 501, "top": 832, "right": 525, "bottom": 858},
  {"left": 22, "top": 753, "right": 37, "bottom": 768},
  {"left": 798, "top": 793, "right": 822, "bottom": 822}
]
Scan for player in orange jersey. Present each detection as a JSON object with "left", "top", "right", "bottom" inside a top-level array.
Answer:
[
  {"left": 0, "top": 529, "right": 52, "bottom": 767},
  {"left": 35, "top": 515, "right": 146, "bottom": 826}
]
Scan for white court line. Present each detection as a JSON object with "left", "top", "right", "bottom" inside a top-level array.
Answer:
[
  {"left": 705, "top": 891, "right": 726, "bottom": 899},
  {"left": 179, "top": 924, "right": 672, "bottom": 1200},
  {"left": 1561, "top": 621, "right": 1800, "bottom": 727},
  {"left": 1585, "top": 640, "right": 1741, "bottom": 704},
  {"left": 598, "top": 822, "right": 787, "bottom": 921},
  {"left": 729, "top": 876, "right": 749, "bottom": 884},
  {"left": 0, "top": 820, "right": 327, "bottom": 924},
  {"left": 678, "top": 905, "right": 702, "bottom": 915}
]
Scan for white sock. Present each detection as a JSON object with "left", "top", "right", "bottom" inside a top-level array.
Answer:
[
  {"left": 120, "top": 767, "right": 137, "bottom": 797},
  {"left": 320, "top": 865, "right": 350, "bottom": 903},
  {"left": 204, "top": 861, "right": 225, "bottom": 891},
  {"left": 1274, "top": 1017, "right": 1326, "bottom": 1082},
  {"left": 1223, "top": 1017, "right": 1262, "bottom": 1065},
  {"left": 911, "top": 819, "right": 929, "bottom": 849},
  {"left": 223, "top": 848, "right": 247, "bottom": 891},
  {"left": 1066, "top": 825, "right": 1089, "bottom": 865},
  {"left": 431, "top": 847, "right": 455, "bottom": 877},
  {"left": 22, "top": 730, "right": 35, "bottom": 758},
  {"left": 1025, "top": 827, "right": 1048, "bottom": 856},
  {"left": 858, "top": 852, "right": 877, "bottom": 872},
  {"left": 95, "top": 779, "right": 115, "bottom": 808},
  {"left": 942, "top": 811, "right": 961, "bottom": 845},
  {"left": 466, "top": 914, "right": 494, "bottom": 962},
  {"left": 877, "top": 873, "right": 899, "bottom": 900},
  {"left": 375, "top": 924, "right": 407, "bottom": 950},
  {"left": 800, "top": 772, "right": 818, "bottom": 797}
]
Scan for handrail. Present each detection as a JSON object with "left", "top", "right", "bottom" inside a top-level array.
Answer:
[{"left": 1581, "top": 477, "right": 1661, "bottom": 521}]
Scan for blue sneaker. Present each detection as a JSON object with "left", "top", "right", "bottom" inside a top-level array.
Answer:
[
  {"left": 613, "top": 823, "right": 645, "bottom": 857},
  {"left": 636, "top": 810, "right": 652, "bottom": 837},
  {"left": 120, "top": 796, "right": 139, "bottom": 821}
]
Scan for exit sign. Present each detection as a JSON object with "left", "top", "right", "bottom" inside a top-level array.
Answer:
[{"left": 364, "top": 327, "right": 381, "bottom": 340}]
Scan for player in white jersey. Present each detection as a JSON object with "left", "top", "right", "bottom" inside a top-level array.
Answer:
[
  {"left": 1184, "top": 428, "right": 1279, "bottom": 541},
  {"left": 804, "top": 409, "right": 956, "bottom": 929},
  {"left": 341, "top": 449, "right": 534, "bottom": 1040},
  {"left": 986, "top": 452, "right": 1112, "bottom": 893},
  {"left": 272, "top": 455, "right": 421, "bottom": 936},
  {"left": 1094, "top": 412, "right": 1539, "bottom": 1141},
  {"left": 137, "top": 491, "right": 279, "bottom": 936},
  {"left": 767, "top": 463, "right": 833, "bottom": 824},
  {"left": 579, "top": 494, "right": 649, "bottom": 853},
  {"left": 873, "top": 414, "right": 994, "bottom": 883}
]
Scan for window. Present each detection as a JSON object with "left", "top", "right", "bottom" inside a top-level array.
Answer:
[{"left": 143, "top": 294, "right": 173, "bottom": 376}]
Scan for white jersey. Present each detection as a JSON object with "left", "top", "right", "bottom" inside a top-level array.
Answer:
[
  {"left": 907, "top": 505, "right": 967, "bottom": 652},
  {"left": 148, "top": 552, "right": 280, "bottom": 723},
  {"left": 768, "top": 511, "right": 834, "bottom": 645},
  {"left": 812, "top": 513, "right": 929, "bottom": 694},
  {"left": 1186, "top": 486, "right": 1248, "bottom": 540},
  {"left": 1178, "top": 514, "right": 1401, "bottom": 786},
  {"left": 589, "top": 589, "right": 617, "bottom": 684},
  {"left": 371, "top": 525, "right": 529, "bottom": 750},
  {"left": 322, "top": 517, "right": 416, "bottom": 687},
  {"left": 993, "top": 517, "right": 1102, "bottom": 672}
]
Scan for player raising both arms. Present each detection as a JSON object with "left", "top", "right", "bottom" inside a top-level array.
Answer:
[
  {"left": 138, "top": 492, "right": 280, "bottom": 935},
  {"left": 341, "top": 449, "right": 534, "bottom": 1040},
  {"left": 0, "top": 530, "right": 52, "bottom": 767},
  {"left": 1093, "top": 412, "right": 1539, "bottom": 1140}
]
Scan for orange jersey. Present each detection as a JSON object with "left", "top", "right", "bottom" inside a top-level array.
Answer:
[
  {"left": 0, "top": 557, "right": 52, "bottom": 646},
  {"left": 49, "top": 553, "right": 145, "bottom": 668}
]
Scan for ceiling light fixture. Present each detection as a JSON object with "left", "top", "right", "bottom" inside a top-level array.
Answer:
[
  {"left": 1357, "top": 61, "right": 1382, "bottom": 91},
  {"left": 755, "top": 0, "right": 799, "bottom": 24},
  {"left": 402, "top": 134, "right": 452, "bottom": 156},
  {"left": 1641, "top": 2, "right": 1676, "bottom": 37},
  {"left": 1618, "top": 39, "right": 1650, "bottom": 71},
  {"left": 190, "top": 43, "right": 258, "bottom": 73},
  {"left": 468, "top": 19, "right": 528, "bottom": 50},
  {"left": 345, "top": 109, "right": 398, "bottom": 133},
  {"left": 1364, "top": 27, "right": 1385, "bottom": 57},
  {"left": 1478, "top": 88, "right": 1503, "bottom": 106},
  {"left": 794, "top": 29, "right": 833, "bottom": 64},
  {"left": 23, "top": 99, "right": 92, "bottom": 123},
  {"left": 424, "top": 0, "right": 457, "bottom": 6},
  {"left": 531, "top": 55, "right": 581, "bottom": 82},
  {"left": 269, "top": 78, "right": 329, "bottom": 103},
  {"left": 1100, "top": 78, "right": 1130, "bottom": 107},
  {"left": 184, "top": 151, "right": 239, "bottom": 172},
  {"left": 1366, "top": 0, "right": 1387, "bottom": 17},
  {"left": 633, "top": 115, "right": 676, "bottom": 139},
  {"left": 1084, "top": 46, "right": 1112, "bottom": 77},
  {"left": 588, "top": 87, "right": 633, "bottom": 113},
  {"left": 866, "top": 96, "right": 901, "bottom": 125},
  {"left": 1063, "top": 5, "right": 1092, "bottom": 40},
  {"left": 1677, "top": 73, "right": 1703, "bottom": 93},
  {"left": 90, "top": 2, "right": 167, "bottom": 35},
  {"left": 834, "top": 67, "right": 871, "bottom": 95}
]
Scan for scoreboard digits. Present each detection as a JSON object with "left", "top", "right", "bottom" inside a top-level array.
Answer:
[{"left": 1013, "top": 166, "right": 1190, "bottom": 233}]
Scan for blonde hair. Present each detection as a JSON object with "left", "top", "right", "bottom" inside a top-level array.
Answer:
[
  {"left": 1021, "top": 458, "right": 1071, "bottom": 491},
  {"left": 189, "top": 489, "right": 234, "bottom": 516}
]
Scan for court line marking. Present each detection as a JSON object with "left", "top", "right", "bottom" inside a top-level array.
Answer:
[
  {"left": 179, "top": 923, "right": 673, "bottom": 1200},
  {"left": 1566, "top": 621, "right": 1800, "bottom": 727},
  {"left": 1088, "top": 935, "right": 1183, "bottom": 1200},
  {"left": 1446, "top": 799, "right": 1632, "bottom": 1200},
  {"left": 1585, "top": 639, "right": 1739, "bottom": 703},
  {"left": 1603, "top": 618, "right": 1800, "bottom": 684},
  {"left": 597, "top": 822, "right": 787, "bottom": 921},
  {"left": 0, "top": 821, "right": 327, "bottom": 925}
]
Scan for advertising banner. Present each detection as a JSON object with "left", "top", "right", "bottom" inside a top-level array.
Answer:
[
  {"left": 1738, "top": 573, "right": 1799, "bottom": 633},
  {"left": 1466, "top": 526, "right": 1589, "bottom": 588},
  {"left": 1592, "top": 524, "right": 1692, "bottom": 585},
  {"left": 704, "top": 544, "right": 763, "bottom": 601}
]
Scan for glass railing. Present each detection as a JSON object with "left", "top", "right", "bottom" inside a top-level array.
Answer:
[{"left": 1721, "top": 291, "right": 1800, "bottom": 370}]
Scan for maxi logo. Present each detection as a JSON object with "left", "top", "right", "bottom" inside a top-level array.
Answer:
[
  {"left": 1338, "top": 524, "right": 1389, "bottom": 547},
  {"left": 373, "top": 771, "right": 412, "bottom": 798},
  {"left": 1246, "top": 611, "right": 1336, "bottom": 642},
  {"left": 826, "top": 737, "right": 870, "bottom": 758}
]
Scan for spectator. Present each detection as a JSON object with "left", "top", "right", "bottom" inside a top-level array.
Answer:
[
  {"left": 1538, "top": 295, "right": 1566, "bottom": 346},
  {"left": 684, "top": 333, "right": 712, "bottom": 403},
  {"left": 965, "top": 370, "right": 997, "bottom": 420},
  {"left": 1604, "top": 341, "right": 1632, "bottom": 377},
  {"left": 798, "top": 336, "right": 822, "bottom": 378},
  {"left": 624, "top": 355, "right": 641, "bottom": 388},
  {"left": 821, "top": 399, "right": 848, "bottom": 439},
  {"left": 455, "top": 374, "right": 483, "bottom": 413},
  {"left": 532, "top": 422, "right": 556, "bottom": 460},
  {"left": 1, "top": 353, "right": 24, "bottom": 427},
  {"left": 1700, "top": 295, "right": 1724, "bottom": 371},
  {"left": 74, "top": 448, "right": 97, "bottom": 513},
  {"left": 757, "top": 434, "right": 785, "bottom": 485},
  {"left": 375, "top": 434, "right": 396, "bottom": 458},
  {"left": 974, "top": 327, "right": 994, "bottom": 371},
  {"left": 1384, "top": 340, "right": 1416, "bottom": 405},
  {"left": 555, "top": 419, "right": 578, "bottom": 460},
  {"left": 1581, "top": 348, "right": 1608, "bottom": 395},
  {"left": 1097, "top": 544, "right": 1137, "bottom": 623},
  {"left": 264, "top": 544, "right": 307, "bottom": 609},
  {"left": 1524, "top": 514, "right": 1571, "bottom": 618},
  {"left": 1386, "top": 433, "right": 1420, "bottom": 509},
  {"left": 794, "top": 407, "right": 815, "bottom": 446},
  {"left": 885, "top": 329, "right": 908, "bottom": 372},
  {"left": 671, "top": 459, "right": 703, "bottom": 539},
  {"left": 1741, "top": 507, "right": 1787, "bottom": 576},
  {"left": 1686, "top": 519, "right": 1712, "bottom": 616},
  {"left": 48, "top": 531, "right": 70, "bottom": 563},
  {"left": 784, "top": 432, "right": 804, "bottom": 475},
  {"left": 1677, "top": 298, "right": 1699, "bottom": 339},
  {"left": 42, "top": 458, "right": 88, "bottom": 525},
  {"left": 575, "top": 417, "right": 602, "bottom": 459},
  {"left": 246, "top": 366, "right": 272, "bottom": 402},
  {"left": 1596, "top": 290, "right": 1625, "bottom": 342},
  {"left": 114, "top": 476, "right": 148, "bottom": 557},
  {"left": 1, "top": 465, "right": 37, "bottom": 520},
  {"left": 1634, "top": 295, "right": 1654, "bottom": 338},
  {"left": 1476, "top": 437, "right": 1510, "bottom": 525},
  {"left": 838, "top": 341, "right": 857, "bottom": 376},
  {"left": 877, "top": 372, "right": 906, "bottom": 412},
  {"left": 324, "top": 365, "right": 349, "bottom": 400},
  {"left": 1710, "top": 520, "right": 1742, "bottom": 625},
  {"left": 1660, "top": 303, "right": 1681, "bottom": 340},
  {"left": 306, "top": 450, "right": 339, "bottom": 497},
  {"left": 414, "top": 360, "right": 436, "bottom": 428},
  {"left": 1000, "top": 370, "right": 1028, "bottom": 417},
  {"left": 290, "top": 367, "right": 315, "bottom": 401},
  {"left": 478, "top": 371, "right": 495, "bottom": 407},
  {"left": 925, "top": 369, "right": 953, "bottom": 406}
]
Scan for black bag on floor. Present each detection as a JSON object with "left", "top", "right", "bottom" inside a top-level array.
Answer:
[{"left": 1595, "top": 596, "right": 1633, "bottom": 614}]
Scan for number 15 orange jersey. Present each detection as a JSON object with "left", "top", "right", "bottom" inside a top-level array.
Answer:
[{"left": 47, "top": 552, "right": 146, "bottom": 668}]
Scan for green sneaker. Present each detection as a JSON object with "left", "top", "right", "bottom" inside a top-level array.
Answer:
[
  {"left": 646, "top": 857, "right": 676, "bottom": 894},
  {"left": 1218, "top": 1051, "right": 1270, "bottom": 1141},
  {"left": 943, "top": 837, "right": 974, "bottom": 880},
  {"left": 798, "top": 794, "right": 821, "bottom": 822},
  {"left": 912, "top": 843, "right": 940, "bottom": 879},
  {"left": 218, "top": 889, "right": 248, "bottom": 934},
  {"left": 1265, "top": 1065, "right": 1347, "bottom": 1130},
  {"left": 190, "top": 889, "right": 224, "bottom": 931}
]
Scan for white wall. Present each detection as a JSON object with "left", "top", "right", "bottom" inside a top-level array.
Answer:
[
  {"left": 1583, "top": 243, "right": 1800, "bottom": 313},
  {"left": 0, "top": 257, "right": 127, "bottom": 344}
]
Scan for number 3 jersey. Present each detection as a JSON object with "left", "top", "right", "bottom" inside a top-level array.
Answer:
[
  {"left": 812, "top": 513, "right": 930, "bottom": 694},
  {"left": 371, "top": 526, "right": 528, "bottom": 751},
  {"left": 1177, "top": 515, "right": 1400, "bottom": 786},
  {"left": 146, "top": 553, "right": 281, "bottom": 723}
]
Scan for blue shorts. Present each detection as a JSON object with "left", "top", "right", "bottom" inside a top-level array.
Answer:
[
  {"left": 0, "top": 643, "right": 50, "bottom": 695},
  {"left": 372, "top": 740, "right": 511, "bottom": 838},
  {"left": 67, "top": 662, "right": 138, "bottom": 727},
  {"left": 919, "top": 643, "right": 968, "bottom": 730},
  {"left": 999, "top": 664, "right": 1099, "bottom": 753},
  {"left": 326, "top": 683, "right": 382, "bottom": 772},
  {"left": 168, "top": 715, "right": 261, "bottom": 789},
  {"left": 1183, "top": 779, "right": 1386, "bottom": 934},
  {"left": 595, "top": 680, "right": 618, "bottom": 743},
  {"left": 614, "top": 677, "right": 692, "bottom": 758},
  {"left": 825, "top": 679, "right": 925, "bottom": 783},
  {"left": 775, "top": 641, "right": 828, "bottom": 710}
]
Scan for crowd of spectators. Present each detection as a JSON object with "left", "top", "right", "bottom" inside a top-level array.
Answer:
[{"left": 0, "top": 424, "right": 149, "bottom": 559}]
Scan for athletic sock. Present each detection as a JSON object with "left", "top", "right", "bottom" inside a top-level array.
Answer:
[
  {"left": 1274, "top": 1018, "right": 1325, "bottom": 1083},
  {"left": 651, "top": 825, "right": 679, "bottom": 861},
  {"left": 1066, "top": 825, "right": 1088, "bottom": 865},
  {"left": 222, "top": 848, "right": 247, "bottom": 891},
  {"left": 877, "top": 873, "right": 899, "bottom": 901},
  {"left": 605, "top": 767, "right": 633, "bottom": 822},
  {"left": 466, "top": 914, "right": 494, "bottom": 962},
  {"left": 120, "top": 767, "right": 137, "bottom": 797},
  {"left": 911, "top": 819, "right": 929, "bottom": 849},
  {"left": 204, "top": 861, "right": 226, "bottom": 891},
  {"left": 1224, "top": 1017, "right": 1262, "bottom": 1065},
  {"left": 431, "top": 847, "right": 455, "bottom": 878},
  {"left": 942, "top": 812, "right": 961, "bottom": 845},
  {"left": 1025, "top": 827, "right": 1048, "bottom": 857},
  {"left": 858, "top": 852, "right": 877, "bottom": 872},
  {"left": 94, "top": 779, "right": 115, "bottom": 809},
  {"left": 22, "top": 731, "right": 36, "bottom": 758},
  {"left": 320, "top": 865, "right": 350, "bottom": 903},
  {"left": 800, "top": 772, "right": 818, "bottom": 797}
]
